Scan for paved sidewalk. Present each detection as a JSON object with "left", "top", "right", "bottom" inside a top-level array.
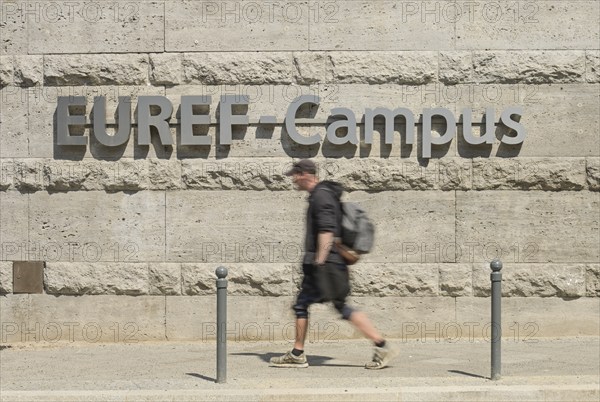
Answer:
[{"left": 0, "top": 337, "right": 598, "bottom": 401}]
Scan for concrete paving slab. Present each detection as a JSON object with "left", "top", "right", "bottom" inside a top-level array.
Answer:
[{"left": 0, "top": 337, "right": 598, "bottom": 401}]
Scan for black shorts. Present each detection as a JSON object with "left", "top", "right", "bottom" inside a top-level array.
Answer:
[{"left": 293, "top": 262, "right": 353, "bottom": 320}]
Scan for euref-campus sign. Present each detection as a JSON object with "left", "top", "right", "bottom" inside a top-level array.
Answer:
[{"left": 56, "top": 95, "right": 526, "bottom": 158}]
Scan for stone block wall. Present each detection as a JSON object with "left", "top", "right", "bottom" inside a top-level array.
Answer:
[{"left": 0, "top": 0, "right": 598, "bottom": 343}]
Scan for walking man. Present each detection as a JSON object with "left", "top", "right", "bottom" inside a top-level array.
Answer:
[{"left": 270, "top": 159, "right": 398, "bottom": 369}]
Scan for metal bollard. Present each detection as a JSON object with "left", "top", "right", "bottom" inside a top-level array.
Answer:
[
  {"left": 490, "top": 259, "right": 503, "bottom": 380},
  {"left": 216, "top": 266, "right": 228, "bottom": 384}
]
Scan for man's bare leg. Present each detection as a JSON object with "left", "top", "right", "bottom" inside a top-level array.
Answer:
[
  {"left": 348, "top": 311, "right": 384, "bottom": 343},
  {"left": 293, "top": 317, "right": 308, "bottom": 350}
]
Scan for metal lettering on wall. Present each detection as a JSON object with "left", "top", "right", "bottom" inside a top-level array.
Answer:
[{"left": 55, "top": 95, "right": 526, "bottom": 159}]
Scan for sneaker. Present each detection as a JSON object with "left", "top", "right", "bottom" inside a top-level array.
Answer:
[
  {"left": 269, "top": 351, "right": 309, "bottom": 368},
  {"left": 365, "top": 343, "right": 399, "bottom": 370}
]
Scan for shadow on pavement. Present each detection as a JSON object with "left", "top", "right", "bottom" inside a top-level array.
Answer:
[
  {"left": 186, "top": 373, "right": 216, "bottom": 382},
  {"left": 448, "top": 370, "right": 488, "bottom": 379},
  {"left": 231, "top": 352, "right": 363, "bottom": 368}
]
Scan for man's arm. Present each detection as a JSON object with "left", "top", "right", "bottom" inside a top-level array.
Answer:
[
  {"left": 313, "top": 186, "right": 338, "bottom": 265},
  {"left": 315, "top": 231, "right": 334, "bottom": 265}
]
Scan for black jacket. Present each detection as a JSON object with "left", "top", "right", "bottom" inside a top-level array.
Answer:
[{"left": 303, "top": 181, "right": 344, "bottom": 265}]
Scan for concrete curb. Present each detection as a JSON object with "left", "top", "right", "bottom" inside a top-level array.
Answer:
[{"left": 2, "top": 384, "right": 599, "bottom": 402}]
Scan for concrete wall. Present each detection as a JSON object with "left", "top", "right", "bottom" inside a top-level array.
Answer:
[{"left": 0, "top": 0, "right": 598, "bottom": 344}]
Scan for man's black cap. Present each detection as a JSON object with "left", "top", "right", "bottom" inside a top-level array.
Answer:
[{"left": 285, "top": 159, "right": 317, "bottom": 176}]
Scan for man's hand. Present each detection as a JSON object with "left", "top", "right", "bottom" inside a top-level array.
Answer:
[{"left": 315, "top": 231, "right": 334, "bottom": 265}]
